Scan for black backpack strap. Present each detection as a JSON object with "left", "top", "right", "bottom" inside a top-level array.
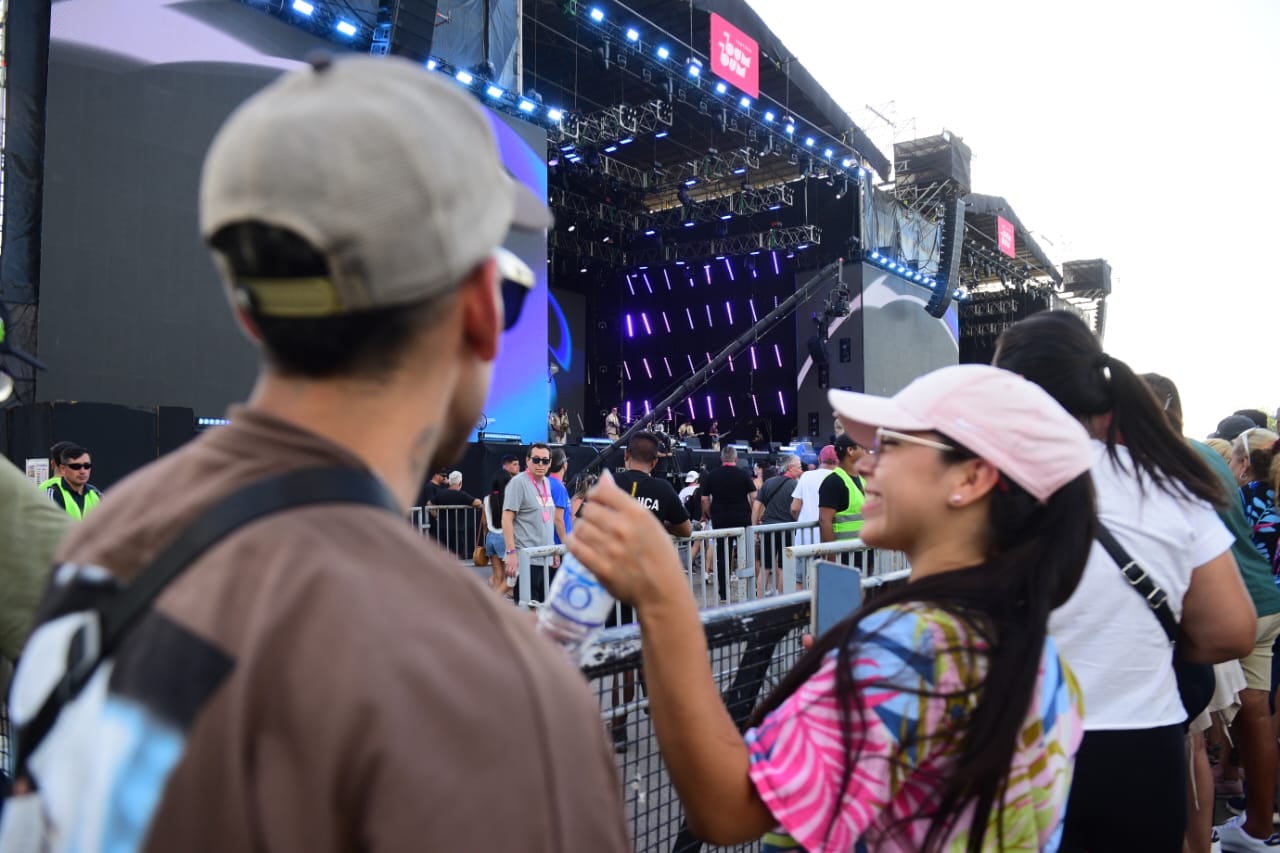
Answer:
[
  {"left": 1096, "top": 523, "right": 1180, "bottom": 646},
  {"left": 15, "top": 466, "right": 399, "bottom": 779}
]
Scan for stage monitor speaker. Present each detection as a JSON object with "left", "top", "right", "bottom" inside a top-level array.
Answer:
[
  {"left": 806, "top": 335, "right": 829, "bottom": 366},
  {"left": 927, "top": 196, "right": 965, "bottom": 319}
]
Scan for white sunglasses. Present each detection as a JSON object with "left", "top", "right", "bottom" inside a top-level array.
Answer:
[{"left": 866, "top": 427, "right": 956, "bottom": 457}]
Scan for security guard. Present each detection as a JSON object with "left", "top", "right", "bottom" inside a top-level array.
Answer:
[
  {"left": 818, "top": 434, "right": 867, "bottom": 542},
  {"left": 46, "top": 444, "right": 102, "bottom": 520}
]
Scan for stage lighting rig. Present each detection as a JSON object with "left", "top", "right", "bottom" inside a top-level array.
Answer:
[{"left": 558, "top": 1, "right": 876, "bottom": 185}]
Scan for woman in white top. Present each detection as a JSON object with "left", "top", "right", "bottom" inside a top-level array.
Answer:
[{"left": 995, "top": 311, "right": 1254, "bottom": 852}]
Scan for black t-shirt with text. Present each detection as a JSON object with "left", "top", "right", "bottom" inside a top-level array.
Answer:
[
  {"left": 612, "top": 469, "right": 689, "bottom": 529},
  {"left": 700, "top": 463, "right": 756, "bottom": 526}
]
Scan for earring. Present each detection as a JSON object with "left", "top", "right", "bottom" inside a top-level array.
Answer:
[{"left": 949, "top": 494, "right": 963, "bottom": 505}]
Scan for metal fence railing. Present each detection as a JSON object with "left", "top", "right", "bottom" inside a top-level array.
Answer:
[
  {"left": 510, "top": 522, "right": 910, "bottom": 613},
  {"left": 784, "top": 538, "right": 911, "bottom": 591},
  {"left": 748, "top": 520, "right": 810, "bottom": 597},
  {"left": 582, "top": 593, "right": 809, "bottom": 853},
  {"left": 672, "top": 527, "right": 755, "bottom": 608},
  {"left": 1, "top": 690, "right": 9, "bottom": 778},
  {"left": 581, "top": 564, "right": 912, "bottom": 853},
  {"left": 410, "top": 505, "right": 485, "bottom": 562}
]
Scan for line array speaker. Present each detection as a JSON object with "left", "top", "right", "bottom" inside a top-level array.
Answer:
[{"left": 926, "top": 196, "right": 965, "bottom": 318}]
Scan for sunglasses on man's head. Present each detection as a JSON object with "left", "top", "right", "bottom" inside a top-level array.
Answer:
[
  {"left": 529, "top": 456, "right": 551, "bottom": 465},
  {"left": 64, "top": 462, "right": 92, "bottom": 471}
]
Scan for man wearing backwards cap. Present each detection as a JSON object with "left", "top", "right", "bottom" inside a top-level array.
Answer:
[{"left": 4, "top": 56, "right": 628, "bottom": 851}]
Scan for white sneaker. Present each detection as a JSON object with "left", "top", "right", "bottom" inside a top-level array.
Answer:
[{"left": 1217, "top": 815, "right": 1280, "bottom": 852}]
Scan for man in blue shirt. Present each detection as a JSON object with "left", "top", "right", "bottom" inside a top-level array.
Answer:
[{"left": 549, "top": 448, "right": 572, "bottom": 543}]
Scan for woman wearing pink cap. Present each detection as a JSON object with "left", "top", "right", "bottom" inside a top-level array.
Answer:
[{"left": 571, "top": 364, "right": 1097, "bottom": 852}]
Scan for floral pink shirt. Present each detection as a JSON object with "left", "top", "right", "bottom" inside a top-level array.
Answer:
[{"left": 745, "top": 604, "right": 1083, "bottom": 852}]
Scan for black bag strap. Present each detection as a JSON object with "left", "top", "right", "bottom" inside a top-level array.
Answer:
[
  {"left": 1096, "top": 523, "right": 1180, "bottom": 646},
  {"left": 15, "top": 466, "right": 399, "bottom": 779},
  {"left": 757, "top": 476, "right": 782, "bottom": 507}
]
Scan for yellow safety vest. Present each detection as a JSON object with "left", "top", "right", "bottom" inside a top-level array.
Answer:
[
  {"left": 50, "top": 479, "right": 101, "bottom": 521},
  {"left": 831, "top": 467, "right": 865, "bottom": 539}
]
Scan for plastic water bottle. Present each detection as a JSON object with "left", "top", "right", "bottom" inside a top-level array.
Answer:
[{"left": 537, "top": 552, "right": 616, "bottom": 663}]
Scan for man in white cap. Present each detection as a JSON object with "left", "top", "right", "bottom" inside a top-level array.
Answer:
[
  {"left": 4, "top": 55, "right": 628, "bottom": 851},
  {"left": 679, "top": 469, "right": 701, "bottom": 509}
]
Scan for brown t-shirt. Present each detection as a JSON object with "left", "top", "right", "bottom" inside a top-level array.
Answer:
[{"left": 23, "top": 407, "right": 629, "bottom": 852}]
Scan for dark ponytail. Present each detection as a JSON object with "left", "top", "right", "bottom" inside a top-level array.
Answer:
[
  {"left": 748, "top": 442, "right": 1096, "bottom": 853},
  {"left": 994, "top": 311, "right": 1224, "bottom": 507}
]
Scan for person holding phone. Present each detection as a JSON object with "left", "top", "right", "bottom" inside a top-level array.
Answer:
[{"left": 569, "top": 364, "right": 1097, "bottom": 852}]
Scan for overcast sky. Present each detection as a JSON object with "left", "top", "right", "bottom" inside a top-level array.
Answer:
[{"left": 747, "top": 0, "right": 1279, "bottom": 437}]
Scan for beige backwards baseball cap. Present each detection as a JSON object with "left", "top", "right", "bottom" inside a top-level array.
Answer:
[{"left": 199, "top": 53, "right": 550, "bottom": 318}]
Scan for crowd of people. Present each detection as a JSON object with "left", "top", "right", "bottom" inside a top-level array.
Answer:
[{"left": 2, "top": 53, "right": 1279, "bottom": 853}]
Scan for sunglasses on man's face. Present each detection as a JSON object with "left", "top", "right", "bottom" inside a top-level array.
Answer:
[
  {"left": 529, "top": 456, "right": 551, "bottom": 465},
  {"left": 64, "top": 462, "right": 92, "bottom": 471}
]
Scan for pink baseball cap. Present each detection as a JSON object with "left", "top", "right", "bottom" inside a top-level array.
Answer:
[
  {"left": 817, "top": 444, "right": 838, "bottom": 464},
  {"left": 828, "top": 364, "right": 1091, "bottom": 503}
]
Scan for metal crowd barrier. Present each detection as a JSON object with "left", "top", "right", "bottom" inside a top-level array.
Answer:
[
  {"left": 748, "top": 520, "right": 811, "bottom": 597},
  {"left": 511, "top": 522, "right": 910, "bottom": 614},
  {"left": 410, "top": 504, "right": 485, "bottom": 562},
  {"left": 784, "top": 538, "right": 910, "bottom": 591},
  {"left": 582, "top": 593, "right": 809, "bottom": 853},
  {"left": 1, "top": 696, "right": 10, "bottom": 777},
  {"left": 671, "top": 527, "right": 755, "bottom": 608},
  {"left": 581, "top": 564, "right": 912, "bottom": 853}
]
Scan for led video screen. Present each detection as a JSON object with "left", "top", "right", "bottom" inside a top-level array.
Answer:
[{"left": 38, "top": 0, "right": 549, "bottom": 442}]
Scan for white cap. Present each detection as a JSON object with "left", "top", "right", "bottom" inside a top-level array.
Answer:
[
  {"left": 685, "top": 471, "right": 700, "bottom": 482},
  {"left": 829, "top": 364, "right": 1091, "bottom": 503}
]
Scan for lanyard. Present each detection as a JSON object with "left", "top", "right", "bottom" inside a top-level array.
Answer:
[{"left": 528, "top": 472, "right": 550, "bottom": 506}]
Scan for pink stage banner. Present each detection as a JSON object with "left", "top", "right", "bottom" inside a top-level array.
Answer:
[
  {"left": 997, "top": 215, "right": 1016, "bottom": 257},
  {"left": 711, "top": 13, "right": 759, "bottom": 99}
]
